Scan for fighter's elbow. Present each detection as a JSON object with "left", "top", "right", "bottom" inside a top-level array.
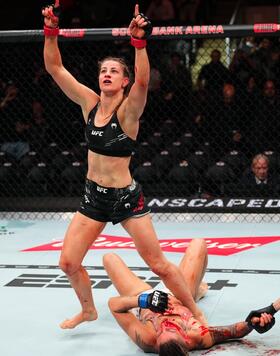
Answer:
[
  {"left": 44, "top": 63, "right": 57, "bottom": 78},
  {"left": 135, "top": 78, "right": 149, "bottom": 89}
]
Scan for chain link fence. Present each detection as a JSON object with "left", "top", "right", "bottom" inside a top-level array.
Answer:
[{"left": 0, "top": 27, "right": 279, "bottom": 221}]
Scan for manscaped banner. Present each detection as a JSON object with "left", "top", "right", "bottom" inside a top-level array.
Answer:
[
  {"left": 146, "top": 198, "right": 280, "bottom": 213},
  {"left": 1, "top": 197, "right": 280, "bottom": 213},
  {"left": 22, "top": 235, "right": 280, "bottom": 256}
]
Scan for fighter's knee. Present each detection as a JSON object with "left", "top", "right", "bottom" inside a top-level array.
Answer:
[
  {"left": 59, "top": 257, "right": 79, "bottom": 276},
  {"left": 150, "top": 259, "right": 171, "bottom": 278},
  {"left": 190, "top": 238, "right": 207, "bottom": 249},
  {"left": 103, "top": 253, "right": 118, "bottom": 268},
  {"left": 189, "top": 238, "right": 207, "bottom": 257},
  {"left": 108, "top": 297, "right": 115, "bottom": 311}
]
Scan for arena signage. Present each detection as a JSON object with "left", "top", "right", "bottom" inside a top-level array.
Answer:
[
  {"left": 146, "top": 198, "right": 280, "bottom": 212},
  {"left": 112, "top": 25, "right": 224, "bottom": 37},
  {"left": 253, "top": 23, "right": 280, "bottom": 33},
  {"left": 22, "top": 235, "right": 280, "bottom": 256},
  {"left": 54, "top": 23, "right": 280, "bottom": 41},
  {"left": 154, "top": 25, "right": 224, "bottom": 35},
  {"left": 59, "top": 29, "right": 85, "bottom": 37}
]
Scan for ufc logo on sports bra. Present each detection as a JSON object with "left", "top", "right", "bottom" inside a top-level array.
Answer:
[
  {"left": 97, "top": 186, "right": 108, "bottom": 194},
  {"left": 91, "top": 130, "right": 103, "bottom": 136}
]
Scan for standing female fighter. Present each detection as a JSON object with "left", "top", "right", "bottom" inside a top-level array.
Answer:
[{"left": 42, "top": 1, "right": 205, "bottom": 329}]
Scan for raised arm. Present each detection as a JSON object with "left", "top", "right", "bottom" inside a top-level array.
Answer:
[
  {"left": 125, "top": 4, "right": 152, "bottom": 121},
  {"left": 108, "top": 296, "right": 156, "bottom": 353},
  {"left": 42, "top": 0, "right": 99, "bottom": 117}
]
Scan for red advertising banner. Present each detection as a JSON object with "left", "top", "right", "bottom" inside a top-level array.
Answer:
[{"left": 22, "top": 235, "right": 280, "bottom": 256}]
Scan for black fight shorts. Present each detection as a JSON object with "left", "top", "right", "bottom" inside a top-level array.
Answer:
[{"left": 78, "top": 178, "right": 150, "bottom": 224}]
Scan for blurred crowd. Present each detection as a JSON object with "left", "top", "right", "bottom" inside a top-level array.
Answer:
[{"left": 0, "top": 32, "right": 279, "bottom": 198}]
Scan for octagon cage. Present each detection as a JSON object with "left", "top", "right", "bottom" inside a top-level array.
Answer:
[{"left": 0, "top": 24, "right": 280, "bottom": 222}]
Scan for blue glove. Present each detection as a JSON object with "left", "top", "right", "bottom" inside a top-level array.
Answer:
[{"left": 138, "top": 290, "right": 168, "bottom": 313}]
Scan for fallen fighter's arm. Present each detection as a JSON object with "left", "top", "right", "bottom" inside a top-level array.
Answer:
[
  {"left": 207, "top": 321, "right": 253, "bottom": 346},
  {"left": 207, "top": 313, "right": 274, "bottom": 347},
  {"left": 108, "top": 295, "right": 157, "bottom": 353},
  {"left": 206, "top": 298, "right": 279, "bottom": 346},
  {"left": 108, "top": 291, "right": 168, "bottom": 353}
]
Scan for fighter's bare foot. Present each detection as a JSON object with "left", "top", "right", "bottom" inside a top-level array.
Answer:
[
  {"left": 60, "top": 310, "right": 98, "bottom": 329},
  {"left": 195, "top": 281, "right": 208, "bottom": 302}
]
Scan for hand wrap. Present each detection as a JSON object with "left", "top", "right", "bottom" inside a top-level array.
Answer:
[
  {"left": 130, "top": 37, "right": 147, "bottom": 49},
  {"left": 246, "top": 303, "right": 277, "bottom": 334},
  {"left": 138, "top": 290, "right": 168, "bottom": 313},
  {"left": 44, "top": 26, "right": 59, "bottom": 36}
]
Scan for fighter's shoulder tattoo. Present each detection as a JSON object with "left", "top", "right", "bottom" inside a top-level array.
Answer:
[
  {"left": 209, "top": 325, "right": 237, "bottom": 343},
  {"left": 135, "top": 332, "right": 156, "bottom": 353}
]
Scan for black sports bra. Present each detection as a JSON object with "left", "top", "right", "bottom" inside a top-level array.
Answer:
[{"left": 85, "top": 105, "right": 137, "bottom": 157}]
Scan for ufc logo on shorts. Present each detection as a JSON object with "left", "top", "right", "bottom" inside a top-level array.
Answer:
[
  {"left": 97, "top": 186, "right": 108, "bottom": 194},
  {"left": 91, "top": 130, "right": 103, "bottom": 136},
  {"left": 120, "top": 195, "right": 129, "bottom": 201}
]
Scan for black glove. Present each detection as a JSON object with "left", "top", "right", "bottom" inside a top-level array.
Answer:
[
  {"left": 246, "top": 303, "right": 277, "bottom": 334},
  {"left": 42, "top": 0, "right": 60, "bottom": 28},
  {"left": 52, "top": 3, "right": 61, "bottom": 18},
  {"left": 138, "top": 290, "right": 168, "bottom": 313},
  {"left": 135, "top": 13, "right": 152, "bottom": 38}
]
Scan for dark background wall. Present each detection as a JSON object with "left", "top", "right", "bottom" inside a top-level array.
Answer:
[
  {"left": 0, "top": 0, "right": 149, "bottom": 30},
  {"left": 0, "top": 1, "right": 279, "bottom": 31}
]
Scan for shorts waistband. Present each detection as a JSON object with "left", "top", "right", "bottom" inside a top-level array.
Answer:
[{"left": 85, "top": 178, "right": 137, "bottom": 197}]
